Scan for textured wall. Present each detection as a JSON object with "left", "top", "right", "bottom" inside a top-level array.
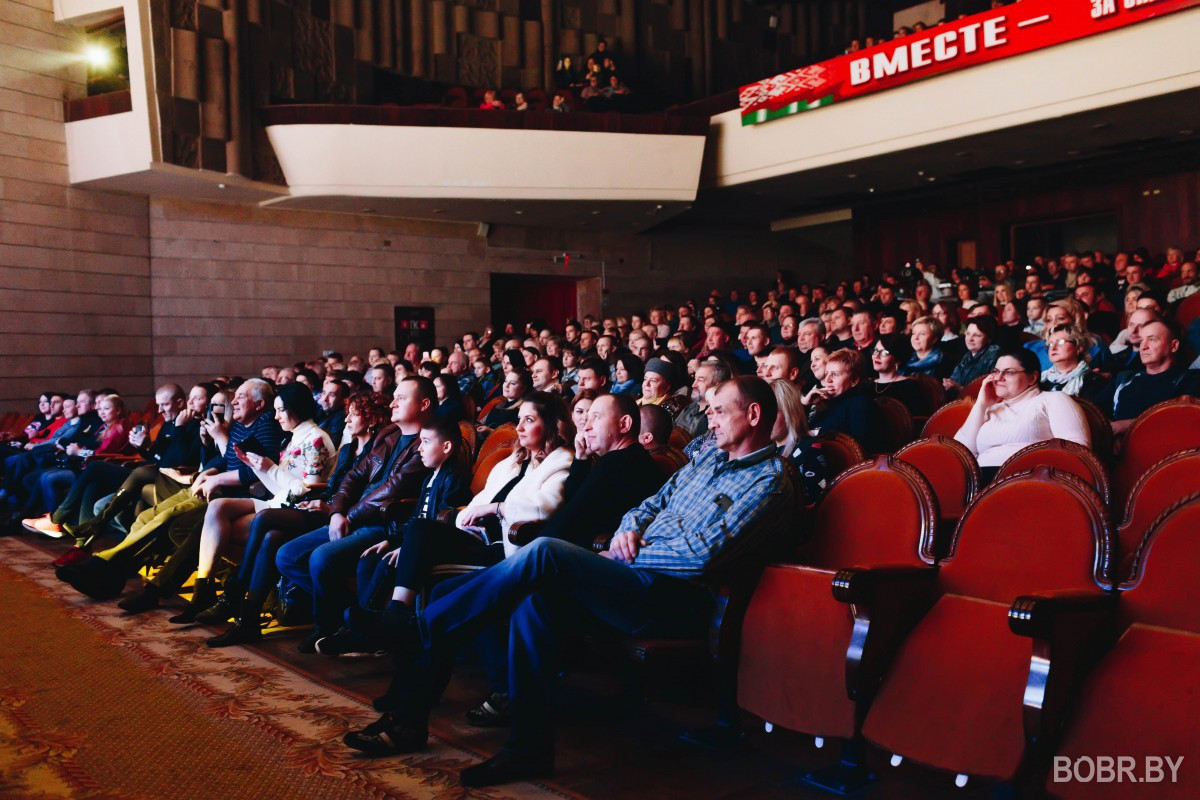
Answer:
[{"left": 0, "top": 0, "right": 154, "bottom": 410}]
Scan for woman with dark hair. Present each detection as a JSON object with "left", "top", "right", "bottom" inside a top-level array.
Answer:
[
  {"left": 611, "top": 352, "right": 645, "bottom": 396},
  {"left": 178, "top": 382, "right": 336, "bottom": 622},
  {"left": 872, "top": 334, "right": 932, "bottom": 417},
  {"left": 369, "top": 391, "right": 575, "bottom": 612},
  {"left": 480, "top": 370, "right": 532, "bottom": 430},
  {"left": 198, "top": 391, "right": 389, "bottom": 643},
  {"left": 433, "top": 373, "right": 466, "bottom": 423},
  {"left": 945, "top": 316, "right": 1002, "bottom": 392},
  {"left": 954, "top": 348, "right": 1090, "bottom": 482}
]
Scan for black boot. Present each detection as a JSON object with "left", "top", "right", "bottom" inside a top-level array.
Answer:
[
  {"left": 56, "top": 556, "right": 129, "bottom": 601},
  {"left": 206, "top": 617, "right": 262, "bottom": 648},
  {"left": 117, "top": 582, "right": 162, "bottom": 614},
  {"left": 168, "top": 577, "right": 216, "bottom": 624},
  {"left": 195, "top": 573, "right": 244, "bottom": 625}
]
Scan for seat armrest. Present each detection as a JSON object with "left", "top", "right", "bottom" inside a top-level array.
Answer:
[
  {"left": 1007, "top": 591, "right": 1118, "bottom": 756},
  {"left": 831, "top": 564, "right": 939, "bottom": 713},
  {"left": 1008, "top": 591, "right": 1117, "bottom": 640},
  {"left": 508, "top": 520, "right": 547, "bottom": 547},
  {"left": 832, "top": 565, "right": 938, "bottom": 605}
]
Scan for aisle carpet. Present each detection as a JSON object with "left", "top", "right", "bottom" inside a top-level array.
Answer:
[{"left": 0, "top": 537, "right": 567, "bottom": 800}]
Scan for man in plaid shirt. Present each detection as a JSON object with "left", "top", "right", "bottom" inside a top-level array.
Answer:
[{"left": 343, "top": 376, "right": 797, "bottom": 787}]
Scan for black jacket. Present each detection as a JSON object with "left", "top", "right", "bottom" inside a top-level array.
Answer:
[{"left": 539, "top": 445, "right": 666, "bottom": 549}]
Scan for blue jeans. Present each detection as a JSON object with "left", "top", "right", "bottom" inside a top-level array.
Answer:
[
  {"left": 386, "top": 538, "right": 714, "bottom": 757},
  {"left": 275, "top": 523, "right": 389, "bottom": 636}
]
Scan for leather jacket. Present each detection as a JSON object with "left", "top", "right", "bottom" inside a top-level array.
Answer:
[{"left": 328, "top": 423, "right": 430, "bottom": 528}]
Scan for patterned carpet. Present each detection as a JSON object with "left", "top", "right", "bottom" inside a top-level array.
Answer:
[{"left": 0, "top": 537, "right": 569, "bottom": 800}]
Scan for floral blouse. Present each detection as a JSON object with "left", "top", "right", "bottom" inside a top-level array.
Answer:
[{"left": 254, "top": 419, "right": 335, "bottom": 508}]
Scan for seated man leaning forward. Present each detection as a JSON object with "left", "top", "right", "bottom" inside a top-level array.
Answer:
[{"left": 342, "top": 375, "right": 797, "bottom": 788}]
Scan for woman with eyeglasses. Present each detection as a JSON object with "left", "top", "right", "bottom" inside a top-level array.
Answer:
[
  {"left": 1038, "top": 325, "right": 1110, "bottom": 406},
  {"left": 871, "top": 334, "right": 934, "bottom": 418},
  {"left": 954, "top": 348, "right": 1089, "bottom": 482}
]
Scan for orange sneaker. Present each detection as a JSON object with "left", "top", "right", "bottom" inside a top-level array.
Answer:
[{"left": 22, "top": 515, "right": 64, "bottom": 538}]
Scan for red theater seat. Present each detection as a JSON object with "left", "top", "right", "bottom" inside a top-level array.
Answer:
[
  {"left": 814, "top": 431, "right": 865, "bottom": 480},
  {"left": 738, "top": 457, "right": 939, "bottom": 743},
  {"left": 1176, "top": 292, "right": 1200, "bottom": 331},
  {"left": 1113, "top": 449, "right": 1200, "bottom": 582},
  {"left": 1043, "top": 493, "right": 1200, "bottom": 799},
  {"left": 995, "top": 439, "right": 1110, "bottom": 507},
  {"left": 1072, "top": 396, "right": 1114, "bottom": 460},
  {"left": 895, "top": 436, "right": 981, "bottom": 556},
  {"left": 1113, "top": 396, "right": 1200, "bottom": 515},
  {"left": 921, "top": 397, "right": 973, "bottom": 439},
  {"left": 872, "top": 396, "right": 914, "bottom": 454},
  {"left": 861, "top": 468, "right": 1113, "bottom": 786}
]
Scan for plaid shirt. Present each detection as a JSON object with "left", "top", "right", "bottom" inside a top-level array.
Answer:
[{"left": 619, "top": 442, "right": 794, "bottom": 577}]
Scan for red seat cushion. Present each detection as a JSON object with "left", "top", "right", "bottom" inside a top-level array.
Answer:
[
  {"left": 737, "top": 565, "right": 856, "bottom": 739},
  {"left": 1048, "top": 624, "right": 1200, "bottom": 799},
  {"left": 863, "top": 594, "right": 1029, "bottom": 780}
]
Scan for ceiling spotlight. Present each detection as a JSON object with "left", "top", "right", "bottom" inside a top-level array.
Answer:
[
  {"left": 513, "top": 210, "right": 524, "bottom": 215},
  {"left": 927, "top": 176, "right": 937, "bottom": 182},
  {"left": 868, "top": 187, "right": 876, "bottom": 193},
  {"left": 846, "top": 173, "right": 858, "bottom": 179},
  {"left": 84, "top": 44, "right": 112, "bottom": 69},
  {"left": 591, "top": 210, "right": 601, "bottom": 215},
  {"left": 217, "top": 182, "right": 227, "bottom": 189},
  {"left": 917, "top": 170, "right": 925, "bottom": 176}
]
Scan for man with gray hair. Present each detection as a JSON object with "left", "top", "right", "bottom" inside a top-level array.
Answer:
[
  {"left": 59, "top": 379, "right": 286, "bottom": 610},
  {"left": 796, "top": 318, "right": 826, "bottom": 354},
  {"left": 674, "top": 359, "right": 732, "bottom": 438}
]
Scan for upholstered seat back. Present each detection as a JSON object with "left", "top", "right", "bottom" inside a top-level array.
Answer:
[
  {"left": 1119, "top": 493, "right": 1200, "bottom": 634},
  {"left": 921, "top": 397, "right": 973, "bottom": 439},
  {"left": 813, "top": 430, "right": 865, "bottom": 482},
  {"left": 938, "top": 468, "right": 1113, "bottom": 603},
  {"left": 872, "top": 396, "right": 914, "bottom": 454},
  {"left": 1115, "top": 450, "right": 1200, "bottom": 582},
  {"left": 799, "top": 457, "right": 939, "bottom": 569},
  {"left": 1114, "top": 397, "right": 1200, "bottom": 514},
  {"left": 995, "top": 439, "right": 1110, "bottom": 507},
  {"left": 895, "top": 436, "right": 981, "bottom": 524}
]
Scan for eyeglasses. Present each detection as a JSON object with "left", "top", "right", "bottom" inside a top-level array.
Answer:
[
  {"left": 990, "top": 368, "right": 1028, "bottom": 379},
  {"left": 1048, "top": 338, "right": 1077, "bottom": 348}
]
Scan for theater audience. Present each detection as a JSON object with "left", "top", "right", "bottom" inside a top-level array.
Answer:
[
  {"left": 275, "top": 377, "right": 435, "bottom": 651},
  {"left": 480, "top": 370, "right": 533, "bottom": 431},
  {"left": 954, "top": 349, "right": 1090, "bottom": 481},
  {"left": 184, "top": 384, "right": 335, "bottom": 623},
  {"left": 199, "top": 391, "right": 389, "bottom": 640},
  {"left": 56, "top": 381, "right": 285, "bottom": 603},
  {"left": 343, "top": 377, "right": 794, "bottom": 787}
]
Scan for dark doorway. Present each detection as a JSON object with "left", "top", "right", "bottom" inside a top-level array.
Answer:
[
  {"left": 1009, "top": 213, "right": 1119, "bottom": 266},
  {"left": 491, "top": 274, "right": 579, "bottom": 333}
]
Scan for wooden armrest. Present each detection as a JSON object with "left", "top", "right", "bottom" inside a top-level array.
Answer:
[
  {"left": 1008, "top": 591, "right": 1117, "bottom": 750},
  {"left": 508, "top": 520, "right": 547, "bottom": 547}
]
